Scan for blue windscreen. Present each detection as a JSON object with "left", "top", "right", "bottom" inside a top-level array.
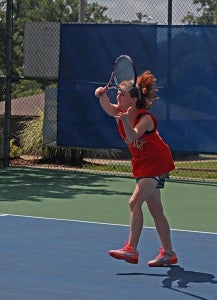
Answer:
[
  {"left": 57, "top": 24, "right": 157, "bottom": 149},
  {"left": 57, "top": 24, "right": 217, "bottom": 153}
]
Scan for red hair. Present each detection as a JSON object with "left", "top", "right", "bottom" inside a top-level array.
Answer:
[{"left": 130, "top": 70, "right": 158, "bottom": 109}]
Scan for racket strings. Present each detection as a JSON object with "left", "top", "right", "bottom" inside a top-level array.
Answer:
[
  {"left": 115, "top": 62, "right": 135, "bottom": 82},
  {"left": 114, "top": 62, "right": 135, "bottom": 92},
  {"left": 107, "top": 55, "right": 136, "bottom": 92}
]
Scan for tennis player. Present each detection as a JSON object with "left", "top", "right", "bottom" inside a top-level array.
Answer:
[{"left": 95, "top": 70, "right": 177, "bottom": 267}]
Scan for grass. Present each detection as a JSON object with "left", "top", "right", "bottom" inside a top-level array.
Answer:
[
  {"left": 83, "top": 161, "right": 131, "bottom": 173},
  {"left": 13, "top": 154, "right": 217, "bottom": 182},
  {"left": 82, "top": 157, "right": 217, "bottom": 181},
  {"left": 172, "top": 160, "right": 217, "bottom": 180}
]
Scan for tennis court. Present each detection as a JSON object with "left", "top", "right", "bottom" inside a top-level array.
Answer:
[{"left": 0, "top": 166, "right": 216, "bottom": 299}]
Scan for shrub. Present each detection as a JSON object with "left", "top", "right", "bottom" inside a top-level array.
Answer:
[
  {"left": 9, "top": 139, "right": 22, "bottom": 158},
  {"left": 19, "top": 111, "right": 44, "bottom": 157},
  {"left": 19, "top": 111, "right": 83, "bottom": 166}
]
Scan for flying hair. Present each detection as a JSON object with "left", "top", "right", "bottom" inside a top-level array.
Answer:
[{"left": 130, "top": 70, "right": 158, "bottom": 109}]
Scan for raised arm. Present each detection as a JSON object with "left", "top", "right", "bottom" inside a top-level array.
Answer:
[{"left": 95, "top": 87, "right": 119, "bottom": 117}]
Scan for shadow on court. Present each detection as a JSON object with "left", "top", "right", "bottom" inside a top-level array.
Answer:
[
  {"left": 162, "top": 266, "right": 217, "bottom": 288},
  {"left": 117, "top": 265, "right": 217, "bottom": 300},
  {"left": 0, "top": 167, "right": 131, "bottom": 202},
  {"left": 118, "top": 265, "right": 217, "bottom": 288}
]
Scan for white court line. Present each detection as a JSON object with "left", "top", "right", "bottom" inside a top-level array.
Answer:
[{"left": 0, "top": 213, "right": 217, "bottom": 235}]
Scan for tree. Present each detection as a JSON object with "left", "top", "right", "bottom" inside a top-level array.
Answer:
[
  {"left": 0, "top": 0, "right": 111, "bottom": 166},
  {"left": 0, "top": 0, "right": 111, "bottom": 95},
  {"left": 0, "top": 1, "right": 6, "bottom": 76},
  {"left": 182, "top": 0, "right": 217, "bottom": 24}
]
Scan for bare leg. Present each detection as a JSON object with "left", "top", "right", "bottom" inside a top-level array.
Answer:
[
  {"left": 146, "top": 189, "right": 173, "bottom": 252},
  {"left": 128, "top": 178, "right": 157, "bottom": 249}
]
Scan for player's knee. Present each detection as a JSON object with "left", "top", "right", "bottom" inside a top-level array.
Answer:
[{"left": 129, "top": 197, "right": 142, "bottom": 211}]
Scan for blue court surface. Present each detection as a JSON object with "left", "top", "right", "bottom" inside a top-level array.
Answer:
[{"left": 0, "top": 214, "right": 216, "bottom": 300}]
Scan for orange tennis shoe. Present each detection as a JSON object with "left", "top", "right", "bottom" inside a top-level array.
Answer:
[
  {"left": 109, "top": 242, "right": 139, "bottom": 264},
  {"left": 148, "top": 248, "right": 178, "bottom": 267}
]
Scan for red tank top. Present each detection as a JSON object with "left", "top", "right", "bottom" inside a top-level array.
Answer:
[{"left": 118, "top": 109, "right": 175, "bottom": 177}]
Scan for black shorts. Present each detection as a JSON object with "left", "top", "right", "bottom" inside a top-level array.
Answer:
[{"left": 136, "top": 176, "right": 165, "bottom": 189}]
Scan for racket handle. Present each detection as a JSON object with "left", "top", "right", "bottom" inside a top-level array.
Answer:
[{"left": 95, "top": 86, "right": 107, "bottom": 98}]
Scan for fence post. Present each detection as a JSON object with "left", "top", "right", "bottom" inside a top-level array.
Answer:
[
  {"left": 166, "top": 0, "right": 172, "bottom": 128},
  {"left": 168, "top": 0, "right": 172, "bottom": 25},
  {"left": 3, "top": 0, "right": 13, "bottom": 167},
  {"left": 0, "top": 128, "right": 3, "bottom": 167},
  {"left": 78, "top": 0, "right": 85, "bottom": 22}
]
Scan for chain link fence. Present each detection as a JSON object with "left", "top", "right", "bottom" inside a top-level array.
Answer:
[
  {"left": 0, "top": 0, "right": 217, "bottom": 183},
  {"left": 87, "top": 0, "right": 202, "bottom": 25}
]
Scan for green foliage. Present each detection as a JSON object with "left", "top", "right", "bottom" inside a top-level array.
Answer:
[
  {"left": 19, "top": 111, "right": 44, "bottom": 156},
  {"left": 182, "top": 0, "right": 217, "bottom": 24},
  {"left": 85, "top": 2, "right": 111, "bottom": 22},
  {"left": 11, "top": 80, "right": 43, "bottom": 99},
  {"left": 9, "top": 139, "right": 22, "bottom": 158},
  {"left": 19, "top": 111, "right": 83, "bottom": 166},
  {"left": 0, "top": 1, "right": 6, "bottom": 76},
  {"left": 0, "top": 0, "right": 111, "bottom": 97}
]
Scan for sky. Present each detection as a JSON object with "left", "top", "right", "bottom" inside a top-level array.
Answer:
[{"left": 87, "top": 0, "right": 201, "bottom": 25}]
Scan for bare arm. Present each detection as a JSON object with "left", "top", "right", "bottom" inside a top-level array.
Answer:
[
  {"left": 95, "top": 87, "right": 119, "bottom": 116},
  {"left": 115, "top": 109, "right": 154, "bottom": 142}
]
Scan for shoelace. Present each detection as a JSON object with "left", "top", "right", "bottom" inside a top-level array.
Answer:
[
  {"left": 122, "top": 242, "right": 135, "bottom": 252},
  {"left": 156, "top": 248, "right": 167, "bottom": 259}
]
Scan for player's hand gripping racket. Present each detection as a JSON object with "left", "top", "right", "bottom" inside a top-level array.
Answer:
[{"left": 106, "top": 55, "right": 137, "bottom": 92}]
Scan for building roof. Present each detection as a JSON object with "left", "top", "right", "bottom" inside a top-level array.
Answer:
[{"left": 0, "top": 93, "right": 45, "bottom": 116}]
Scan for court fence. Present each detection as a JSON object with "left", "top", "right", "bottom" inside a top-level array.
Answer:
[{"left": 0, "top": 0, "right": 217, "bottom": 184}]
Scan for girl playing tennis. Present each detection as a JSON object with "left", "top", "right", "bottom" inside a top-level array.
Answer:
[{"left": 95, "top": 70, "right": 177, "bottom": 267}]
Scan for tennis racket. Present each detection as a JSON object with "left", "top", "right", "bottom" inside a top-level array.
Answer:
[{"left": 106, "top": 55, "right": 137, "bottom": 92}]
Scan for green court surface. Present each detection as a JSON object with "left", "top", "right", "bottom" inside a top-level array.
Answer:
[{"left": 0, "top": 166, "right": 216, "bottom": 233}]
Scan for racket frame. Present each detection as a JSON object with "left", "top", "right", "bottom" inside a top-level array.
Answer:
[{"left": 106, "top": 55, "right": 137, "bottom": 92}]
